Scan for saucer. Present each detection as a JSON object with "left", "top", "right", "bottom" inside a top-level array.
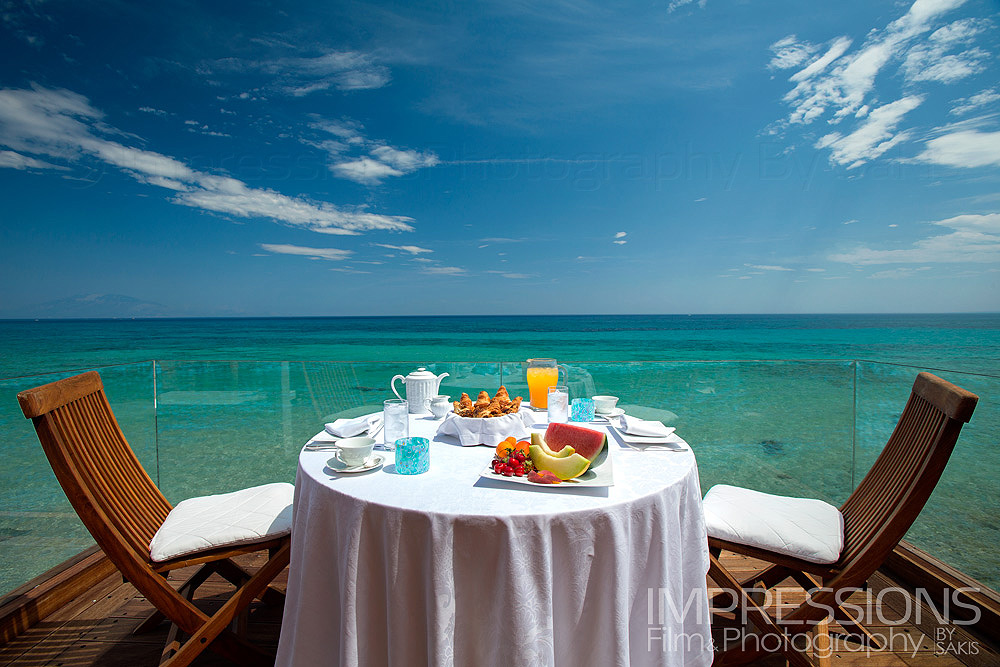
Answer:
[
  {"left": 328, "top": 454, "right": 384, "bottom": 473},
  {"left": 596, "top": 407, "right": 625, "bottom": 419}
]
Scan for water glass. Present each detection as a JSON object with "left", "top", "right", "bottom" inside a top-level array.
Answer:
[
  {"left": 547, "top": 385, "right": 569, "bottom": 424},
  {"left": 383, "top": 399, "right": 408, "bottom": 451},
  {"left": 395, "top": 437, "right": 430, "bottom": 474},
  {"left": 570, "top": 397, "right": 595, "bottom": 422}
]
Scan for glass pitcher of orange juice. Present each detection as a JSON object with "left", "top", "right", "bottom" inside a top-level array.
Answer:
[{"left": 526, "top": 358, "right": 569, "bottom": 409}]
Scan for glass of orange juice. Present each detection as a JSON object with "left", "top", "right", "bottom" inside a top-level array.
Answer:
[{"left": 526, "top": 358, "right": 569, "bottom": 409}]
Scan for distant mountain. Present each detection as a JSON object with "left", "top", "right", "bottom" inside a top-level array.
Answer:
[{"left": 3, "top": 294, "right": 172, "bottom": 319}]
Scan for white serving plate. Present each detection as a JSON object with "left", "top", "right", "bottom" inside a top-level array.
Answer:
[{"left": 479, "top": 444, "right": 614, "bottom": 488}]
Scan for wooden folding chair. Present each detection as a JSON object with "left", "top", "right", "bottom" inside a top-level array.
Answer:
[
  {"left": 703, "top": 372, "right": 978, "bottom": 666},
  {"left": 18, "top": 371, "right": 293, "bottom": 667}
]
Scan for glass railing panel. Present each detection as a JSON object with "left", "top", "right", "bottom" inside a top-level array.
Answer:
[
  {"left": 155, "top": 360, "right": 303, "bottom": 502},
  {"left": 855, "top": 361, "right": 1000, "bottom": 591},
  {"left": 500, "top": 360, "right": 856, "bottom": 503},
  {"left": 0, "top": 362, "right": 155, "bottom": 597},
  {"left": 153, "top": 360, "right": 514, "bottom": 502}
]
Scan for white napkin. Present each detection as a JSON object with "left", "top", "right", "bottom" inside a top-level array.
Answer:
[
  {"left": 325, "top": 414, "right": 381, "bottom": 438},
  {"left": 619, "top": 415, "right": 675, "bottom": 438},
  {"left": 436, "top": 409, "right": 535, "bottom": 447}
]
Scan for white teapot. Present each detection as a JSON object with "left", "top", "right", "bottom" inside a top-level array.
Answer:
[{"left": 391, "top": 367, "right": 450, "bottom": 414}]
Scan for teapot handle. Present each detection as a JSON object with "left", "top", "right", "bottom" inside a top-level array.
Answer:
[{"left": 391, "top": 374, "right": 406, "bottom": 401}]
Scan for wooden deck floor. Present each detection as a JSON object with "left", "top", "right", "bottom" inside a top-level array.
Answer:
[{"left": 0, "top": 551, "right": 981, "bottom": 666}]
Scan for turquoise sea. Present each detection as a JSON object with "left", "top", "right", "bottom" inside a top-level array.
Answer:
[
  {"left": 1, "top": 313, "right": 998, "bottom": 596},
  {"left": 2, "top": 313, "right": 1000, "bottom": 379}
]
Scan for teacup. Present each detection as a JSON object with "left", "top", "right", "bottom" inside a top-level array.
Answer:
[
  {"left": 337, "top": 436, "right": 375, "bottom": 467},
  {"left": 592, "top": 395, "right": 619, "bottom": 415}
]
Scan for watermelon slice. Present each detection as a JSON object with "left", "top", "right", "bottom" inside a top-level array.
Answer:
[{"left": 544, "top": 422, "right": 607, "bottom": 461}]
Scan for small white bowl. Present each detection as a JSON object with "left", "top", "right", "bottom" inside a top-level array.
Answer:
[
  {"left": 592, "top": 395, "right": 620, "bottom": 415},
  {"left": 337, "top": 436, "right": 375, "bottom": 467}
]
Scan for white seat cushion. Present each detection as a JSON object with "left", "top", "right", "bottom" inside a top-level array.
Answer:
[
  {"left": 149, "top": 482, "right": 294, "bottom": 562},
  {"left": 703, "top": 484, "right": 844, "bottom": 565}
]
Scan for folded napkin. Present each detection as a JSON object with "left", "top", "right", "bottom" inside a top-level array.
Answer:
[
  {"left": 619, "top": 415, "right": 675, "bottom": 438},
  {"left": 436, "top": 409, "right": 535, "bottom": 447},
  {"left": 325, "top": 414, "right": 381, "bottom": 438}
]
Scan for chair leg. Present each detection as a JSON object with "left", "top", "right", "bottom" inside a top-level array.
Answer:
[
  {"left": 138, "top": 564, "right": 213, "bottom": 636},
  {"left": 830, "top": 600, "right": 882, "bottom": 649},
  {"left": 213, "top": 556, "right": 286, "bottom": 606},
  {"left": 708, "top": 554, "right": 819, "bottom": 667},
  {"left": 813, "top": 617, "right": 831, "bottom": 667},
  {"left": 160, "top": 541, "right": 291, "bottom": 667}
]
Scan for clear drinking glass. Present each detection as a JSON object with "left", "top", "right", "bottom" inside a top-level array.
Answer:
[
  {"left": 383, "top": 399, "right": 408, "bottom": 451},
  {"left": 547, "top": 385, "right": 569, "bottom": 424}
]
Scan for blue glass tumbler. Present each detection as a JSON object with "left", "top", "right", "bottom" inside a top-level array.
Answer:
[
  {"left": 395, "top": 437, "right": 430, "bottom": 474},
  {"left": 570, "top": 397, "right": 595, "bottom": 422}
]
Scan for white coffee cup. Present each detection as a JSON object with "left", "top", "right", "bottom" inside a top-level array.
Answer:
[
  {"left": 338, "top": 436, "right": 375, "bottom": 467},
  {"left": 592, "top": 395, "right": 619, "bottom": 415}
]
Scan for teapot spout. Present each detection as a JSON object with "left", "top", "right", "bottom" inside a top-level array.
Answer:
[{"left": 435, "top": 371, "right": 450, "bottom": 390}]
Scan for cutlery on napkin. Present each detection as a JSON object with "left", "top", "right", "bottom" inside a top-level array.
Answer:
[{"left": 325, "top": 414, "right": 382, "bottom": 438}]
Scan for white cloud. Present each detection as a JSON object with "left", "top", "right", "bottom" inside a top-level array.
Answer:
[
  {"left": 615, "top": 231, "right": 627, "bottom": 238},
  {"left": 843, "top": 219, "right": 859, "bottom": 225},
  {"left": 373, "top": 243, "right": 433, "bottom": 255},
  {"left": 830, "top": 212, "right": 1000, "bottom": 264},
  {"left": 422, "top": 265, "right": 467, "bottom": 275},
  {"left": 0, "top": 149, "right": 68, "bottom": 171},
  {"left": 212, "top": 50, "right": 390, "bottom": 96},
  {"left": 0, "top": 85, "right": 414, "bottom": 235},
  {"left": 950, "top": 88, "right": 1000, "bottom": 115},
  {"left": 745, "top": 264, "right": 794, "bottom": 271},
  {"left": 667, "top": 0, "right": 707, "bottom": 12},
  {"left": 329, "top": 267, "right": 371, "bottom": 274},
  {"left": 915, "top": 129, "right": 1000, "bottom": 168},
  {"left": 805, "top": 268, "right": 826, "bottom": 272},
  {"left": 869, "top": 266, "right": 933, "bottom": 279},
  {"left": 259, "top": 243, "right": 353, "bottom": 261},
  {"left": 486, "top": 271, "right": 533, "bottom": 279},
  {"left": 613, "top": 240, "right": 627, "bottom": 245},
  {"left": 370, "top": 146, "right": 439, "bottom": 171},
  {"left": 310, "top": 117, "right": 364, "bottom": 142},
  {"left": 312, "top": 121, "right": 440, "bottom": 185},
  {"left": 775, "top": 0, "right": 990, "bottom": 167},
  {"left": 815, "top": 96, "right": 922, "bottom": 168},
  {"left": 332, "top": 158, "right": 404, "bottom": 184},
  {"left": 768, "top": 36, "right": 819, "bottom": 71}
]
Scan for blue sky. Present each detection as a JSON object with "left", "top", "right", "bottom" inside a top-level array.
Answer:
[{"left": 1, "top": 0, "right": 998, "bottom": 317}]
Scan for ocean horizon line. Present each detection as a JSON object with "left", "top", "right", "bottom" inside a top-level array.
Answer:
[{"left": 2, "top": 311, "right": 999, "bottom": 323}]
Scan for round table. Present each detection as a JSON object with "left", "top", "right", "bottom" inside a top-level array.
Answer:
[{"left": 276, "top": 412, "right": 712, "bottom": 667}]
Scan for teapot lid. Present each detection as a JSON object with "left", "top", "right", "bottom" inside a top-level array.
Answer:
[{"left": 407, "top": 367, "right": 437, "bottom": 379}]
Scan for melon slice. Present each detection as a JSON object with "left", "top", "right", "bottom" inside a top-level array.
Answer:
[
  {"left": 528, "top": 445, "right": 591, "bottom": 480},
  {"left": 544, "top": 422, "right": 607, "bottom": 461},
  {"left": 530, "top": 432, "right": 575, "bottom": 458}
]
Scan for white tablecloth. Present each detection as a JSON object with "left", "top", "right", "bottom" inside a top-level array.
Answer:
[{"left": 276, "top": 412, "right": 713, "bottom": 667}]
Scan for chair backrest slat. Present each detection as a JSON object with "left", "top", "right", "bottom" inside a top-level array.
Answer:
[
  {"left": 837, "top": 372, "right": 977, "bottom": 580},
  {"left": 18, "top": 371, "right": 171, "bottom": 561}
]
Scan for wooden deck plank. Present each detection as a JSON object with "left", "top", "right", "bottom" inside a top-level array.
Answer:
[{"left": 0, "top": 552, "right": 990, "bottom": 667}]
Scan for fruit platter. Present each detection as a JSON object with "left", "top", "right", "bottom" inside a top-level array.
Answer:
[{"left": 480, "top": 422, "right": 614, "bottom": 488}]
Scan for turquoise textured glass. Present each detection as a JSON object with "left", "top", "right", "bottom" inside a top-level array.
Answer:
[
  {"left": 395, "top": 437, "right": 430, "bottom": 474},
  {"left": 570, "top": 398, "right": 595, "bottom": 422}
]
